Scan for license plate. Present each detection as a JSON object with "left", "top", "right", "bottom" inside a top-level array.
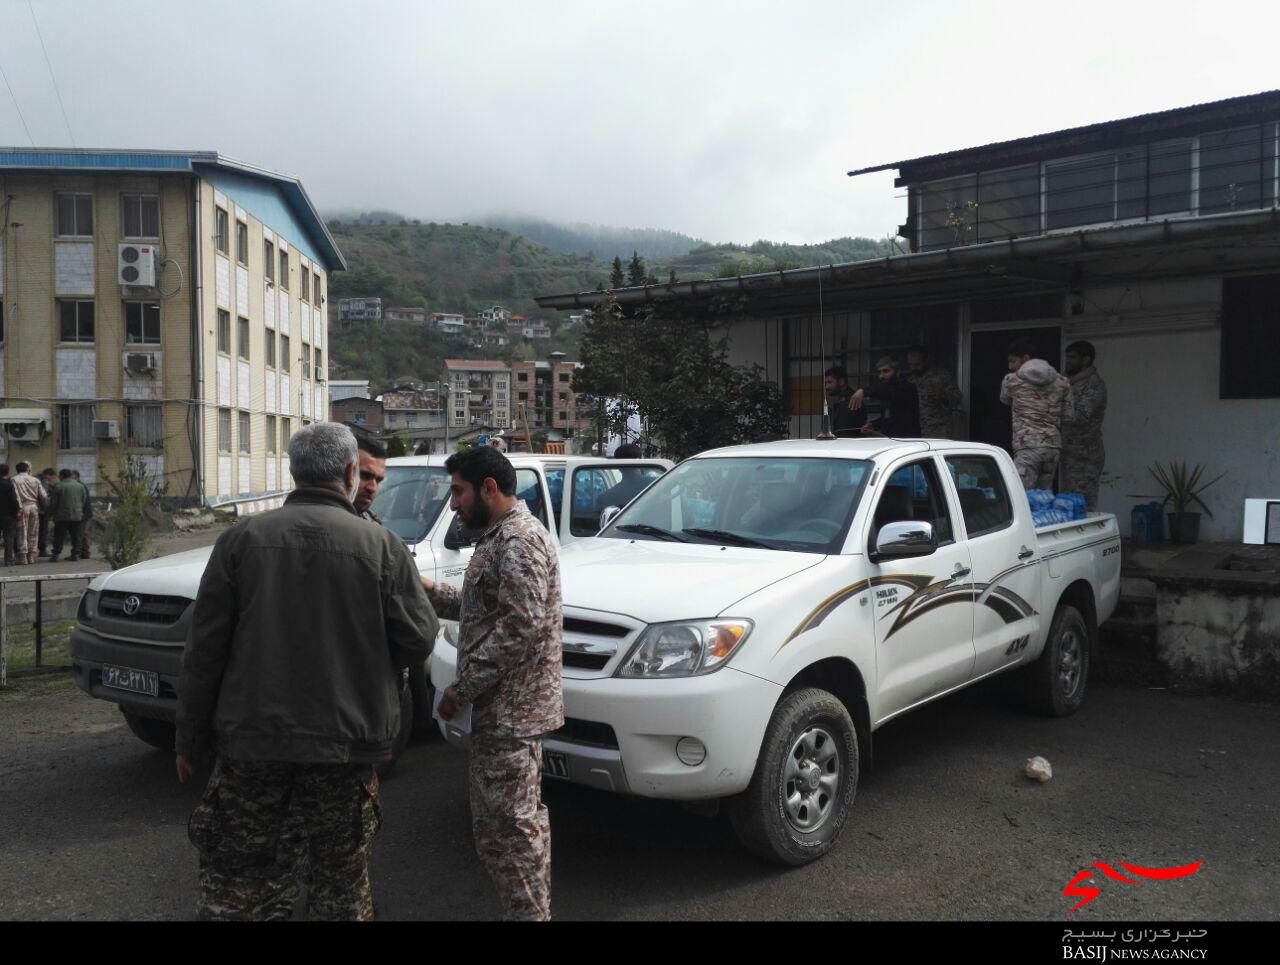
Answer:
[
  {"left": 101, "top": 664, "right": 159, "bottom": 698},
  {"left": 543, "top": 749, "right": 569, "bottom": 780}
]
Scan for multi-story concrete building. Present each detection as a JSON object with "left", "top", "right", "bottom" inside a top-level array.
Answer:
[
  {"left": 337, "top": 296, "right": 382, "bottom": 328},
  {"left": 0, "top": 148, "right": 344, "bottom": 503},
  {"left": 509, "top": 351, "right": 589, "bottom": 440},
  {"left": 331, "top": 396, "right": 383, "bottom": 433},
  {"left": 445, "top": 359, "right": 510, "bottom": 430},
  {"left": 382, "top": 389, "right": 442, "bottom": 432}
]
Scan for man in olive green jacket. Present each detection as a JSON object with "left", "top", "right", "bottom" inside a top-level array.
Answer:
[
  {"left": 176, "top": 422, "right": 438, "bottom": 920},
  {"left": 48, "top": 469, "right": 89, "bottom": 563}
]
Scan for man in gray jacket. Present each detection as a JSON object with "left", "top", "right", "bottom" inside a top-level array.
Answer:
[{"left": 176, "top": 422, "right": 438, "bottom": 921}]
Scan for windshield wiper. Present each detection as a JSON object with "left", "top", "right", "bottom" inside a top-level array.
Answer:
[
  {"left": 616, "top": 523, "right": 689, "bottom": 542},
  {"left": 682, "top": 527, "right": 772, "bottom": 548}
]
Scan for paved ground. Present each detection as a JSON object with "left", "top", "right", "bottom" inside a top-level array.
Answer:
[{"left": 1, "top": 676, "right": 1275, "bottom": 921}]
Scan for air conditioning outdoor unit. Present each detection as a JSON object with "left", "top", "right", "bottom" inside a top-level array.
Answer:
[
  {"left": 118, "top": 243, "right": 158, "bottom": 287},
  {"left": 125, "top": 352, "right": 159, "bottom": 375},
  {"left": 93, "top": 420, "right": 121, "bottom": 441},
  {"left": 4, "top": 422, "right": 45, "bottom": 444}
]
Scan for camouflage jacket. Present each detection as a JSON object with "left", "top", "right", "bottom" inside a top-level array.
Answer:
[
  {"left": 429, "top": 502, "right": 564, "bottom": 739},
  {"left": 1063, "top": 367, "right": 1107, "bottom": 450},
  {"left": 1000, "top": 359, "right": 1070, "bottom": 450},
  {"left": 909, "top": 366, "right": 962, "bottom": 436}
]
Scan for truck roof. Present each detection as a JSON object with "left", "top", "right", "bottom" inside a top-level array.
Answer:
[{"left": 692, "top": 437, "right": 943, "bottom": 460}]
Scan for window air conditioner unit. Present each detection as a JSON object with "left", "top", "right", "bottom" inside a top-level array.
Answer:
[
  {"left": 125, "top": 352, "right": 159, "bottom": 375},
  {"left": 4, "top": 421, "right": 45, "bottom": 444},
  {"left": 118, "top": 243, "right": 158, "bottom": 287},
  {"left": 93, "top": 420, "right": 121, "bottom": 441}
]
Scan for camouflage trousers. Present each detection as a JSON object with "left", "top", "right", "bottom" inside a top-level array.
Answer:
[
  {"left": 470, "top": 735, "right": 552, "bottom": 921},
  {"left": 1060, "top": 446, "right": 1105, "bottom": 510},
  {"left": 188, "top": 758, "right": 381, "bottom": 921},
  {"left": 1014, "top": 446, "right": 1060, "bottom": 490}
]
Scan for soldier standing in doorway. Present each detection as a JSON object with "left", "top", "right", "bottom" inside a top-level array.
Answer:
[
  {"left": 423, "top": 446, "right": 563, "bottom": 921},
  {"left": 906, "top": 345, "right": 963, "bottom": 438},
  {"left": 1061, "top": 340, "right": 1108, "bottom": 510},
  {"left": 1000, "top": 337, "right": 1071, "bottom": 489}
]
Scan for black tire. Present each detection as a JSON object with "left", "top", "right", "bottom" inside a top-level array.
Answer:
[
  {"left": 1024, "top": 604, "right": 1090, "bottom": 717},
  {"left": 406, "top": 658, "right": 436, "bottom": 738},
  {"left": 121, "top": 709, "right": 175, "bottom": 751},
  {"left": 728, "top": 688, "right": 858, "bottom": 866},
  {"left": 379, "top": 675, "right": 415, "bottom": 779}
]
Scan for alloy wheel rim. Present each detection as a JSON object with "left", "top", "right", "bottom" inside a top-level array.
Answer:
[
  {"left": 1058, "top": 628, "right": 1083, "bottom": 699},
  {"left": 782, "top": 725, "right": 840, "bottom": 833}
]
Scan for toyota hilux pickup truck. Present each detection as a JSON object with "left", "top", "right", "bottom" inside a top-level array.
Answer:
[
  {"left": 431, "top": 437, "right": 1120, "bottom": 864},
  {"left": 68, "top": 452, "right": 670, "bottom": 762}
]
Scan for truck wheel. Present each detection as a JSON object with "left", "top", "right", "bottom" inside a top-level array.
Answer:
[
  {"left": 121, "top": 709, "right": 176, "bottom": 752},
  {"left": 1024, "top": 604, "right": 1090, "bottom": 717},
  {"left": 407, "top": 658, "right": 436, "bottom": 738},
  {"left": 380, "top": 676, "right": 415, "bottom": 779},
  {"left": 728, "top": 688, "right": 858, "bottom": 866}
]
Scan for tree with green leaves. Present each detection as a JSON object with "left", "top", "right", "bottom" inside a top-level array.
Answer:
[
  {"left": 609, "top": 256, "right": 625, "bottom": 289},
  {"left": 627, "top": 251, "right": 647, "bottom": 287},
  {"left": 386, "top": 435, "right": 409, "bottom": 458}
]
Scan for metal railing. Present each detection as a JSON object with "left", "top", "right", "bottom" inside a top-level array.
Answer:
[{"left": 0, "top": 571, "right": 98, "bottom": 687}]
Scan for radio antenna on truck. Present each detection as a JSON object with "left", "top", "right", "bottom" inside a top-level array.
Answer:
[{"left": 816, "top": 267, "right": 835, "bottom": 440}]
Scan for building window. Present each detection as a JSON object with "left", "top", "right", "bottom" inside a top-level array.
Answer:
[
  {"left": 918, "top": 175, "right": 977, "bottom": 250},
  {"left": 518, "top": 391, "right": 528, "bottom": 401},
  {"left": 1, "top": 300, "right": 5, "bottom": 343},
  {"left": 266, "top": 415, "right": 277, "bottom": 453},
  {"left": 217, "top": 309, "right": 231, "bottom": 354},
  {"left": 238, "top": 411, "right": 250, "bottom": 453},
  {"left": 58, "top": 404, "right": 96, "bottom": 449},
  {"left": 1045, "top": 150, "right": 1146, "bottom": 230},
  {"left": 280, "top": 334, "right": 290, "bottom": 371},
  {"left": 215, "top": 206, "right": 229, "bottom": 254},
  {"left": 121, "top": 194, "right": 159, "bottom": 238},
  {"left": 237, "top": 316, "right": 250, "bottom": 360},
  {"left": 125, "top": 301, "right": 161, "bottom": 345},
  {"left": 125, "top": 404, "right": 163, "bottom": 449},
  {"left": 1221, "top": 273, "right": 1280, "bottom": 398},
  {"left": 279, "top": 250, "right": 289, "bottom": 290},
  {"left": 454, "top": 409, "right": 465, "bottom": 420},
  {"left": 976, "top": 165, "right": 1040, "bottom": 242},
  {"left": 299, "top": 267, "right": 309, "bottom": 302},
  {"left": 55, "top": 192, "right": 93, "bottom": 237},
  {"left": 236, "top": 220, "right": 249, "bottom": 264},
  {"left": 58, "top": 300, "right": 95, "bottom": 343},
  {"left": 218, "top": 408, "right": 231, "bottom": 451},
  {"left": 558, "top": 411, "right": 568, "bottom": 421},
  {"left": 1149, "top": 139, "right": 1194, "bottom": 216},
  {"left": 312, "top": 272, "right": 321, "bottom": 304},
  {"left": 517, "top": 371, "right": 528, "bottom": 382},
  {"left": 558, "top": 392, "right": 568, "bottom": 402},
  {"left": 314, "top": 347, "right": 321, "bottom": 377},
  {"left": 264, "top": 239, "right": 275, "bottom": 282},
  {"left": 406, "top": 412, "right": 418, "bottom": 426},
  {"left": 558, "top": 373, "right": 569, "bottom": 382},
  {"left": 351, "top": 410, "right": 367, "bottom": 424},
  {"left": 302, "top": 350, "right": 311, "bottom": 379},
  {"left": 1199, "top": 125, "right": 1265, "bottom": 215},
  {"left": 265, "top": 328, "right": 276, "bottom": 367}
]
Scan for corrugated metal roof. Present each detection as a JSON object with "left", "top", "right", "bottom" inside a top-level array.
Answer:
[
  {"left": 848, "top": 88, "right": 1280, "bottom": 178},
  {"left": 0, "top": 147, "right": 345, "bottom": 270},
  {"left": 444, "top": 359, "right": 510, "bottom": 369}
]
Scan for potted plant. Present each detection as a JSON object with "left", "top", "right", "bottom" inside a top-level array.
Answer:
[{"left": 1148, "top": 460, "right": 1226, "bottom": 544}]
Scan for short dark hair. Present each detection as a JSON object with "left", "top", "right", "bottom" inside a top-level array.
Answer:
[
  {"left": 357, "top": 436, "right": 387, "bottom": 460},
  {"left": 59, "top": 468, "right": 72, "bottom": 480},
  {"left": 0, "top": 464, "right": 8, "bottom": 477},
  {"left": 613, "top": 443, "right": 642, "bottom": 458},
  {"left": 1006, "top": 337, "right": 1038, "bottom": 359},
  {"left": 1066, "top": 340, "right": 1096, "bottom": 365},
  {"left": 15, "top": 462, "right": 30, "bottom": 474},
  {"left": 40, "top": 467, "right": 56, "bottom": 479},
  {"left": 824, "top": 366, "right": 848, "bottom": 381},
  {"left": 906, "top": 345, "right": 929, "bottom": 359},
  {"left": 445, "top": 445, "right": 516, "bottom": 497}
]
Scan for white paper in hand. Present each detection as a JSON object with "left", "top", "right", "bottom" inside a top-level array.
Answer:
[{"left": 432, "top": 687, "right": 473, "bottom": 736}]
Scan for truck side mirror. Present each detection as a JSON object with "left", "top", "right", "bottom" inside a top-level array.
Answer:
[
  {"left": 599, "top": 505, "right": 622, "bottom": 531},
  {"left": 873, "top": 520, "right": 937, "bottom": 560},
  {"left": 443, "top": 515, "right": 482, "bottom": 551}
]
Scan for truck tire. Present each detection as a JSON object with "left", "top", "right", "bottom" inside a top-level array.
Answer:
[
  {"left": 121, "top": 709, "right": 176, "bottom": 752},
  {"left": 1024, "top": 603, "right": 1090, "bottom": 717},
  {"left": 379, "top": 676, "right": 415, "bottom": 780},
  {"left": 407, "top": 658, "right": 436, "bottom": 738},
  {"left": 728, "top": 688, "right": 858, "bottom": 866}
]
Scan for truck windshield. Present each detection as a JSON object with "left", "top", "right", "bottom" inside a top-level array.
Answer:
[
  {"left": 602, "top": 457, "right": 872, "bottom": 554},
  {"left": 369, "top": 466, "right": 452, "bottom": 543}
]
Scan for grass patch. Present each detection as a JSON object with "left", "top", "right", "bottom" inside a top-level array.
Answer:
[{"left": 0, "top": 619, "right": 76, "bottom": 698}]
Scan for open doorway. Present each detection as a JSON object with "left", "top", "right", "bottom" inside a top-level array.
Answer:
[{"left": 968, "top": 327, "right": 1061, "bottom": 451}]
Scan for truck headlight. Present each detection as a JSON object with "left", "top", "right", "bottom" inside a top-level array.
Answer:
[
  {"left": 615, "top": 619, "right": 752, "bottom": 678},
  {"left": 77, "top": 590, "right": 99, "bottom": 626}
]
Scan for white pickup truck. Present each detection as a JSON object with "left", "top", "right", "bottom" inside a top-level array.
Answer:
[
  {"left": 67, "top": 452, "right": 670, "bottom": 762},
  {"left": 431, "top": 438, "right": 1121, "bottom": 864}
]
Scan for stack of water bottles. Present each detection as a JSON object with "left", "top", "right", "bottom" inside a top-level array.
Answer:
[{"left": 1027, "top": 489, "right": 1088, "bottom": 528}]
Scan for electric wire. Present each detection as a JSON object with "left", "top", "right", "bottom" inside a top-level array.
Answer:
[
  {"left": 27, "top": 0, "right": 75, "bottom": 147},
  {"left": 0, "top": 55, "right": 35, "bottom": 147}
]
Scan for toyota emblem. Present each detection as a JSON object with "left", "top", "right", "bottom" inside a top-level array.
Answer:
[{"left": 123, "top": 595, "right": 142, "bottom": 616}]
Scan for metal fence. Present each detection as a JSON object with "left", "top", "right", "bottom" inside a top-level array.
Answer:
[{"left": 0, "top": 572, "right": 98, "bottom": 687}]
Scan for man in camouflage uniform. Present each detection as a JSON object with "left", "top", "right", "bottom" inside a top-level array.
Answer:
[
  {"left": 1060, "top": 340, "right": 1108, "bottom": 510},
  {"left": 424, "top": 445, "right": 563, "bottom": 922},
  {"left": 1000, "top": 337, "right": 1071, "bottom": 489},
  {"left": 906, "top": 346, "right": 963, "bottom": 438},
  {"left": 176, "top": 422, "right": 436, "bottom": 921}
]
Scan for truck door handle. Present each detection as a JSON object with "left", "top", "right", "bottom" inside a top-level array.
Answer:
[
  {"left": 1018, "top": 546, "right": 1034, "bottom": 560},
  {"left": 952, "top": 564, "right": 971, "bottom": 579}
]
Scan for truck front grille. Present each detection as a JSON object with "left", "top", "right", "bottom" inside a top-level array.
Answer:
[
  {"left": 98, "top": 592, "right": 191, "bottom": 626},
  {"left": 550, "top": 717, "right": 619, "bottom": 749}
]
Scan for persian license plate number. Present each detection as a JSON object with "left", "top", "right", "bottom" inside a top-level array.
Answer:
[
  {"left": 101, "top": 664, "right": 159, "bottom": 697},
  {"left": 542, "top": 749, "right": 569, "bottom": 780}
]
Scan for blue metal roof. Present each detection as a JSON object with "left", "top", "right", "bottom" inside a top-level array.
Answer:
[{"left": 0, "top": 148, "right": 346, "bottom": 270}]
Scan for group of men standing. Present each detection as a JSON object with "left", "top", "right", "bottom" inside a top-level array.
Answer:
[
  {"left": 822, "top": 338, "right": 1108, "bottom": 508},
  {"left": 175, "top": 427, "right": 564, "bottom": 922},
  {"left": 0, "top": 463, "right": 92, "bottom": 565}
]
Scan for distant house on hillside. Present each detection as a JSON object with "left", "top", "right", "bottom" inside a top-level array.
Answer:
[
  {"left": 337, "top": 297, "right": 383, "bottom": 328},
  {"left": 522, "top": 323, "right": 552, "bottom": 340},
  {"left": 478, "top": 305, "right": 510, "bottom": 323},
  {"left": 431, "top": 312, "right": 466, "bottom": 335},
  {"left": 385, "top": 306, "right": 427, "bottom": 323},
  {"left": 382, "top": 389, "right": 442, "bottom": 432}
]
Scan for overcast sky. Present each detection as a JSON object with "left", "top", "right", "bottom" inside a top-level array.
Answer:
[{"left": 2, "top": 0, "right": 1279, "bottom": 245}]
